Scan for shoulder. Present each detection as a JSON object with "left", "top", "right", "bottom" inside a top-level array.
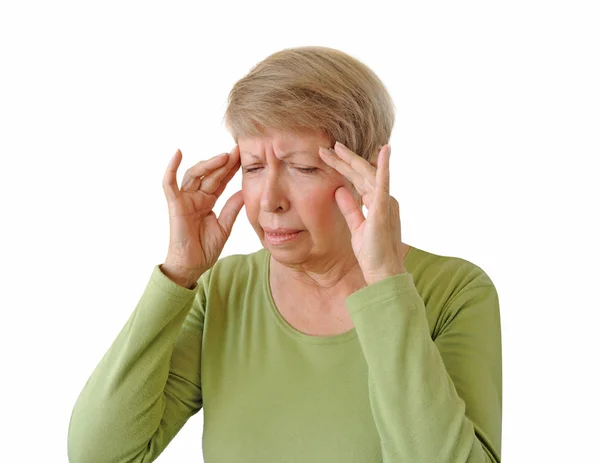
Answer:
[
  {"left": 407, "top": 246, "right": 498, "bottom": 336},
  {"left": 409, "top": 245, "right": 494, "bottom": 292},
  {"left": 200, "top": 247, "right": 268, "bottom": 291},
  {"left": 212, "top": 247, "right": 267, "bottom": 276},
  {"left": 194, "top": 248, "right": 269, "bottom": 321}
]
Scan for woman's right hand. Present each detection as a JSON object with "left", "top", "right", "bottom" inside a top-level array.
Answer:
[{"left": 161, "top": 145, "right": 244, "bottom": 287}]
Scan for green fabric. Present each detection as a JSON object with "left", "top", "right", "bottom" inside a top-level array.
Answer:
[{"left": 68, "top": 245, "right": 502, "bottom": 462}]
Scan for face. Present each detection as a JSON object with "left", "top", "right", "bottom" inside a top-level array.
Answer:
[{"left": 239, "top": 128, "right": 361, "bottom": 269}]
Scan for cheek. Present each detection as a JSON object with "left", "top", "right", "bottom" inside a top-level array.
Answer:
[
  {"left": 299, "top": 187, "right": 340, "bottom": 223},
  {"left": 241, "top": 178, "right": 259, "bottom": 198}
]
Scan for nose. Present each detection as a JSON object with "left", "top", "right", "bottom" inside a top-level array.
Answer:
[{"left": 260, "top": 167, "right": 290, "bottom": 213}]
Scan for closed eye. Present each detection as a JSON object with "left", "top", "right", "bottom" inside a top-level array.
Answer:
[
  {"left": 242, "top": 166, "right": 318, "bottom": 174},
  {"left": 296, "top": 167, "right": 318, "bottom": 174}
]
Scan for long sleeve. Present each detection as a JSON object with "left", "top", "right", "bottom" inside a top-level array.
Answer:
[
  {"left": 345, "top": 271, "right": 502, "bottom": 462},
  {"left": 68, "top": 264, "right": 212, "bottom": 463}
]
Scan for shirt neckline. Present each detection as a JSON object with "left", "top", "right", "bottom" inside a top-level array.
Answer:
[{"left": 261, "top": 246, "right": 416, "bottom": 345}]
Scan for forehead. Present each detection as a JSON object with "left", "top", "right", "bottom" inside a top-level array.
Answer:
[{"left": 238, "top": 129, "right": 329, "bottom": 159}]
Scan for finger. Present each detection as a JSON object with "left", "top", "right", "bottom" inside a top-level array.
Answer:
[
  {"left": 213, "top": 156, "right": 241, "bottom": 199},
  {"left": 334, "top": 186, "right": 365, "bottom": 232},
  {"left": 362, "top": 192, "right": 375, "bottom": 210},
  {"left": 333, "top": 141, "right": 381, "bottom": 179},
  {"left": 375, "top": 144, "right": 391, "bottom": 208},
  {"left": 217, "top": 190, "right": 245, "bottom": 237},
  {"left": 180, "top": 152, "right": 230, "bottom": 191},
  {"left": 319, "top": 147, "right": 372, "bottom": 196},
  {"left": 199, "top": 146, "right": 241, "bottom": 195},
  {"left": 163, "top": 149, "right": 183, "bottom": 201}
]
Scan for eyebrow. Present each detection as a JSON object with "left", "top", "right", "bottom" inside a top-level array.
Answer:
[{"left": 240, "top": 150, "right": 315, "bottom": 160}]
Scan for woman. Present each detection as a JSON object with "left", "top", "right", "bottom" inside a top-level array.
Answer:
[{"left": 68, "top": 47, "right": 502, "bottom": 462}]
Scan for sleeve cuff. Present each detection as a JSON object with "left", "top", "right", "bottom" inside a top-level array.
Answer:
[
  {"left": 150, "top": 264, "right": 201, "bottom": 300},
  {"left": 345, "top": 272, "right": 418, "bottom": 316}
]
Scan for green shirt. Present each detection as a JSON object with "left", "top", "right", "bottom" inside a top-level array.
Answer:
[{"left": 68, "top": 245, "right": 502, "bottom": 462}]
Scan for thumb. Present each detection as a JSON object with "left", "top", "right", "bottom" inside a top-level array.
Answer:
[
  {"left": 335, "top": 186, "right": 365, "bottom": 232},
  {"left": 217, "top": 190, "right": 245, "bottom": 237}
]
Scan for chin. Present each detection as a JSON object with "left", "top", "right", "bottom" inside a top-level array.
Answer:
[{"left": 263, "top": 240, "right": 309, "bottom": 263}]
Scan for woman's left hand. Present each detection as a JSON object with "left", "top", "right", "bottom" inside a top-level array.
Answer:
[{"left": 319, "top": 142, "right": 406, "bottom": 285}]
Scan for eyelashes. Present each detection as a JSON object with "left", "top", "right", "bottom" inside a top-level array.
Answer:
[{"left": 243, "top": 166, "right": 318, "bottom": 174}]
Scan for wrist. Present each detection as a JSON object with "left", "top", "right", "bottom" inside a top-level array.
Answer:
[
  {"left": 159, "top": 264, "right": 201, "bottom": 289},
  {"left": 365, "top": 267, "right": 407, "bottom": 285}
]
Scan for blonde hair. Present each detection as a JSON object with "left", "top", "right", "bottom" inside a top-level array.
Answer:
[{"left": 222, "top": 46, "right": 395, "bottom": 163}]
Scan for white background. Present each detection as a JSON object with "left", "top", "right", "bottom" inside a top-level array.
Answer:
[{"left": 1, "top": 0, "right": 598, "bottom": 461}]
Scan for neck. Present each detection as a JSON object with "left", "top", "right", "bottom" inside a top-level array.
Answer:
[{"left": 270, "top": 251, "right": 367, "bottom": 300}]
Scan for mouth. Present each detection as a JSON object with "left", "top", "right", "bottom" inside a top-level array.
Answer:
[
  {"left": 263, "top": 227, "right": 302, "bottom": 234},
  {"left": 262, "top": 228, "right": 303, "bottom": 245}
]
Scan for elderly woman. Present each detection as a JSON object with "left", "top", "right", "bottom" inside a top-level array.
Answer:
[{"left": 68, "top": 47, "right": 502, "bottom": 462}]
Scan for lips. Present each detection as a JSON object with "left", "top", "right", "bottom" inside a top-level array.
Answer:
[
  {"left": 263, "top": 228, "right": 302, "bottom": 245},
  {"left": 262, "top": 227, "right": 302, "bottom": 234}
]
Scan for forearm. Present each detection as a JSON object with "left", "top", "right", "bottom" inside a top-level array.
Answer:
[{"left": 68, "top": 266, "right": 199, "bottom": 462}]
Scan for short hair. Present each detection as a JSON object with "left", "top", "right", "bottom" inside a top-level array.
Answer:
[{"left": 223, "top": 46, "right": 395, "bottom": 164}]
